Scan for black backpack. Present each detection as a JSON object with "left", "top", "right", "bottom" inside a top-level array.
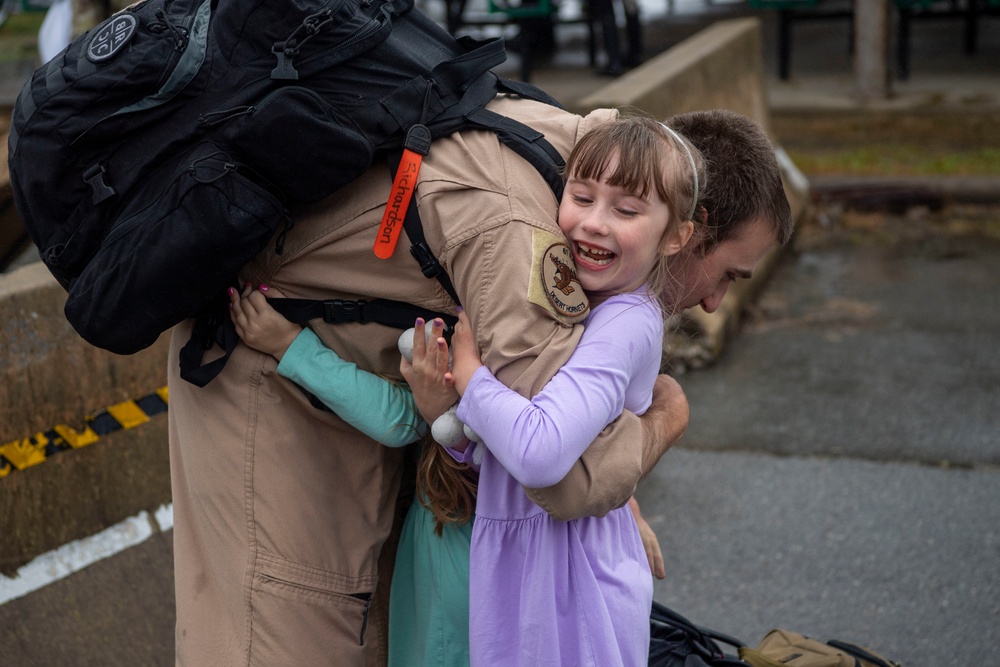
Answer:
[
  {"left": 648, "top": 601, "right": 902, "bottom": 667},
  {"left": 649, "top": 601, "right": 749, "bottom": 667},
  {"left": 7, "top": 0, "right": 564, "bottom": 362}
]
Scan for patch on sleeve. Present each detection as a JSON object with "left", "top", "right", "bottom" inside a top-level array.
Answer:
[{"left": 527, "top": 229, "right": 589, "bottom": 323}]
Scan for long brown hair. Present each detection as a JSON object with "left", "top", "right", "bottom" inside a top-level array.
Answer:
[{"left": 416, "top": 434, "right": 477, "bottom": 536}]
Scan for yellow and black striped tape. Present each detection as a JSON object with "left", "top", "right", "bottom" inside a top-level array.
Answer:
[{"left": 0, "top": 387, "right": 169, "bottom": 479}]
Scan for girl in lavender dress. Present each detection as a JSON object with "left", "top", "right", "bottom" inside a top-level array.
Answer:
[{"left": 444, "top": 115, "right": 704, "bottom": 667}]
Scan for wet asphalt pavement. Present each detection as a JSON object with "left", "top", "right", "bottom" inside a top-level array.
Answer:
[{"left": 642, "top": 205, "right": 1000, "bottom": 665}]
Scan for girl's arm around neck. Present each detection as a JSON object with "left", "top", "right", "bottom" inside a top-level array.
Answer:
[{"left": 457, "top": 294, "right": 662, "bottom": 488}]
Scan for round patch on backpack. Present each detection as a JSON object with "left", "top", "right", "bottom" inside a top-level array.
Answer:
[{"left": 87, "top": 14, "right": 138, "bottom": 63}]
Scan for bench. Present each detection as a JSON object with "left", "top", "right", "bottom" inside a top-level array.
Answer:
[
  {"left": 444, "top": 0, "right": 596, "bottom": 82},
  {"left": 749, "top": 0, "right": 998, "bottom": 82},
  {"left": 895, "top": 0, "right": 999, "bottom": 79},
  {"left": 746, "top": 0, "right": 854, "bottom": 80}
]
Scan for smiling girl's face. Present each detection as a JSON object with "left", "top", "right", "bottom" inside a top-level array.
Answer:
[{"left": 558, "top": 150, "right": 673, "bottom": 304}]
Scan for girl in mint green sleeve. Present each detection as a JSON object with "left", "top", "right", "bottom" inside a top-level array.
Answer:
[
  {"left": 277, "top": 324, "right": 426, "bottom": 446},
  {"left": 228, "top": 283, "right": 475, "bottom": 667}
]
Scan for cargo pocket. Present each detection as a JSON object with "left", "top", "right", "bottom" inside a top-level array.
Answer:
[
  {"left": 250, "top": 557, "right": 373, "bottom": 666},
  {"left": 219, "top": 85, "right": 374, "bottom": 205},
  {"left": 64, "top": 140, "right": 287, "bottom": 355}
]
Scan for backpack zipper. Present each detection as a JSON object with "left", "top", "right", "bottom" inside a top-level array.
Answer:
[
  {"left": 271, "top": 8, "right": 336, "bottom": 79},
  {"left": 272, "top": 4, "right": 388, "bottom": 79},
  {"left": 98, "top": 152, "right": 276, "bottom": 249},
  {"left": 149, "top": 8, "right": 190, "bottom": 52}
]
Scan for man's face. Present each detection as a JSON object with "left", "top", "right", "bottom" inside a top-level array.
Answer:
[{"left": 665, "top": 216, "right": 777, "bottom": 313}]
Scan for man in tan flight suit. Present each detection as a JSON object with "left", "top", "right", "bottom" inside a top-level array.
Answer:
[{"left": 167, "top": 96, "right": 792, "bottom": 666}]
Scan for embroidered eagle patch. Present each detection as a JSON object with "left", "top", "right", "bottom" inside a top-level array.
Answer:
[{"left": 528, "top": 229, "right": 589, "bottom": 323}]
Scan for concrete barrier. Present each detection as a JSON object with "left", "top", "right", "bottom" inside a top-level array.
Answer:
[
  {"left": 0, "top": 263, "right": 171, "bottom": 575},
  {"left": 569, "top": 18, "right": 773, "bottom": 132},
  {"left": 0, "top": 16, "right": 809, "bottom": 572}
]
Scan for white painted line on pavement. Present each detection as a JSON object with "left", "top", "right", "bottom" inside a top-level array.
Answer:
[{"left": 0, "top": 503, "right": 174, "bottom": 606}]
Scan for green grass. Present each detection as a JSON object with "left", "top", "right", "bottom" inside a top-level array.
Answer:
[
  {"left": 0, "top": 10, "right": 43, "bottom": 64},
  {"left": 774, "top": 111, "right": 1000, "bottom": 177},
  {"left": 1, "top": 8, "right": 45, "bottom": 35},
  {"left": 786, "top": 146, "right": 1000, "bottom": 177}
]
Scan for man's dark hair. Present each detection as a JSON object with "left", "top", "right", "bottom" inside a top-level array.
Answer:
[{"left": 668, "top": 109, "right": 793, "bottom": 253}]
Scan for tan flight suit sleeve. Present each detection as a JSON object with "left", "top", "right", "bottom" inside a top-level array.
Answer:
[
  {"left": 462, "top": 221, "right": 645, "bottom": 522},
  {"left": 419, "top": 102, "right": 647, "bottom": 522}
]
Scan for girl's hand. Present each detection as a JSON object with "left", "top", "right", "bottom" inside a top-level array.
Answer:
[
  {"left": 449, "top": 310, "right": 482, "bottom": 396},
  {"left": 629, "top": 496, "right": 666, "bottom": 580},
  {"left": 229, "top": 283, "right": 301, "bottom": 361},
  {"left": 400, "top": 317, "right": 459, "bottom": 424}
]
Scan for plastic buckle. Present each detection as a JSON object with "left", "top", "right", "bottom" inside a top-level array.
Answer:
[
  {"left": 323, "top": 299, "right": 367, "bottom": 324},
  {"left": 410, "top": 242, "right": 442, "bottom": 279},
  {"left": 83, "top": 163, "right": 116, "bottom": 204}
]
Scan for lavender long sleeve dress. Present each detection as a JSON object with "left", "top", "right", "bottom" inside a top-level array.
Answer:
[{"left": 457, "top": 289, "right": 660, "bottom": 667}]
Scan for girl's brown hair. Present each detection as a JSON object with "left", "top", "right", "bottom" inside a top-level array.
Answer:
[
  {"left": 565, "top": 113, "right": 707, "bottom": 314},
  {"left": 379, "top": 377, "right": 476, "bottom": 535},
  {"left": 416, "top": 434, "right": 477, "bottom": 536}
]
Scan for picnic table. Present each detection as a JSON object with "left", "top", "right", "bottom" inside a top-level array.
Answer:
[{"left": 440, "top": 0, "right": 595, "bottom": 81}]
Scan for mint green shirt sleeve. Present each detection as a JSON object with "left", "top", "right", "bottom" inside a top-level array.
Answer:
[{"left": 276, "top": 328, "right": 427, "bottom": 447}]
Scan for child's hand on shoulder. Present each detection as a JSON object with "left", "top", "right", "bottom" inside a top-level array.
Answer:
[
  {"left": 450, "top": 310, "right": 482, "bottom": 395},
  {"left": 400, "top": 317, "right": 459, "bottom": 424},
  {"left": 229, "top": 283, "right": 301, "bottom": 361}
]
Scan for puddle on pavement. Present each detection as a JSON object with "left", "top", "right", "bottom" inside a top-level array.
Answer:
[
  {"left": 666, "top": 201, "right": 1000, "bottom": 372},
  {"left": 743, "top": 202, "right": 1000, "bottom": 334}
]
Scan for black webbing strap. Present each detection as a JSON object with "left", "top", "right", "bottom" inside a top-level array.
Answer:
[
  {"left": 178, "top": 304, "right": 239, "bottom": 388},
  {"left": 383, "top": 81, "right": 566, "bottom": 308},
  {"left": 496, "top": 75, "right": 565, "bottom": 110},
  {"left": 826, "top": 641, "right": 897, "bottom": 667},
  {"left": 179, "top": 295, "right": 456, "bottom": 387},
  {"left": 269, "top": 296, "right": 456, "bottom": 331},
  {"left": 405, "top": 205, "right": 462, "bottom": 307},
  {"left": 465, "top": 106, "right": 565, "bottom": 200}
]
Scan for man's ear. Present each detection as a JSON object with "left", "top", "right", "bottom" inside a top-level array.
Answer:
[{"left": 661, "top": 220, "right": 695, "bottom": 256}]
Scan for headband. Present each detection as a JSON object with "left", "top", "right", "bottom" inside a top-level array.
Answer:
[{"left": 660, "top": 123, "right": 699, "bottom": 221}]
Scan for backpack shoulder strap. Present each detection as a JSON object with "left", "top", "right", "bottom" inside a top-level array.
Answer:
[
  {"left": 404, "top": 197, "right": 462, "bottom": 306},
  {"left": 496, "top": 75, "right": 565, "bottom": 109},
  {"left": 384, "top": 150, "right": 463, "bottom": 306},
  {"left": 181, "top": 73, "right": 567, "bottom": 386},
  {"left": 468, "top": 105, "right": 566, "bottom": 200},
  {"left": 395, "top": 80, "right": 567, "bottom": 307},
  {"left": 463, "top": 77, "right": 567, "bottom": 200}
]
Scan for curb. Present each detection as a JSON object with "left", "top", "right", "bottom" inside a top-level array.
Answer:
[
  {"left": 809, "top": 175, "right": 1000, "bottom": 209},
  {"left": 667, "top": 171, "right": 1000, "bottom": 374}
]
